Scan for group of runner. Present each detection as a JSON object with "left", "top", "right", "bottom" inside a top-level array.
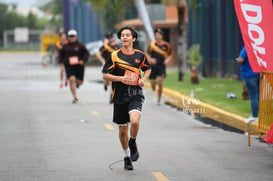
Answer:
[{"left": 55, "top": 26, "right": 172, "bottom": 170}]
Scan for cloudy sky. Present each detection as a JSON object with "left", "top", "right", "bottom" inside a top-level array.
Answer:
[{"left": 0, "top": 0, "right": 51, "bottom": 6}]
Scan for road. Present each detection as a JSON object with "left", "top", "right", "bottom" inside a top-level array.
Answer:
[{"left": 0, "top": 52, "right": 273, "bottom": 181}]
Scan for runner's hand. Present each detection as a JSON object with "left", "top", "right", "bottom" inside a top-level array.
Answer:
[
  {"left": 79, "top": 60, "right": 84, "bottom": 65},
  {"left": 121, "top": 75, "right": 132, "bottom": 85},
  {"left": 150, "top": 58, "right": 157, "bottom": 65},
  {"left": 138, "top": 79, "right": 144, "bottom": 87}
]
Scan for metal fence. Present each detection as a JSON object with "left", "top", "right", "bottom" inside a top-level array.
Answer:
[
  {"left": 3, "top": 29, "right": 43, "bottom": 50},
  {"left": 259, "top": 72, "right": 273, "bottom": 131}
]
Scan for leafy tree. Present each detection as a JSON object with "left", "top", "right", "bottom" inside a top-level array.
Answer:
[
  {"left": 0, "top": 3, "right": 29, "bottom": 45},
  {"left": 40, "top": 0, "right": 62, "bottom": 28},
  {"left": 86, "top": 0, "right": 129, "bottom": 32},
  {"left": 0, "top": 2, "right": 50, "bottom": 46},
  {"left": 27, "top": 12, "right": 37, "bottom": 29}
]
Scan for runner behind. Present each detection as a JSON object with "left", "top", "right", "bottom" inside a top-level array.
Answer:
[
  {"left": 146, "top": 28, "right": 172, "bottom": 104},
  {"left": 55, "top": 32, "right": 68, "bottom": 88},
  {"left": 59, "top": 29, "right": 90, "bottom": 103},
  {"left": 96, "top": 32, "right": 120, "bottom": 103}
]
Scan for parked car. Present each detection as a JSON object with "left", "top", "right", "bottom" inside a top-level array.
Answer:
[{"left": 85, "top": 40, "right": 103, "bottom": 59}]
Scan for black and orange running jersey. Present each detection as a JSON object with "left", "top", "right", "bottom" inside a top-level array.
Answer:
[
  {"left": 147, "top": 41, "right": 171, "bottom": 67},
  {"left": 99, "top": 42, "right": 120, "bottom": 60},
  {"left": 102, "top": 49, "right": 151, "bottom": 104}
]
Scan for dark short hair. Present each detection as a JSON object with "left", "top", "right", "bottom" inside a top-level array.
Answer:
[
  {"left": 117, "top": 26, "right": 138, "bottom": 40},
  {"left": 59, "top": 32, "right": 66, "bottom": 37},
  {"left": 105, "top": 32, "right": 113, "bottom": 39},
  {"left": 154, "top": 28, "right": 164, "bottom": 36}
]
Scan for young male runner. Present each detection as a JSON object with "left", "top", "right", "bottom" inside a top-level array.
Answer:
[
  {"left": 96, "top": 32, "right": 120, "bottom": 103},
  {"left": 59, "top": 29, "right": 90, "bottom": 103},
  {"left": 146, "top": 28, "right": 172, "bottom": 104},
  {"left": 102, "top": 26, "right": 151, "bottom": 170}
]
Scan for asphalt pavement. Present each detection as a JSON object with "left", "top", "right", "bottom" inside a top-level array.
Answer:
[{"left": 0, "top": 52, "right": 273, "bottom": 181}]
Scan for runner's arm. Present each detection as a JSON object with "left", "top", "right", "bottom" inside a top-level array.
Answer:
[
  {"left": 80, "top": 44, "right": 90, "bottom": 64},
  {"left": 103, "top": 73, "right": 132, "bottom": 85},
  {"left": 96, "top": 51, "right": 106, "bottom": 65},
  {"left": 164, "top": 54, "right": 173, "bottom": 65},
  {"left": 146, "top": 53, "right": 156, "bottom": 65}
]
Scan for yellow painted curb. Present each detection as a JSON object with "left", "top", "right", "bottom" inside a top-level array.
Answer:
[{"left": 144, "top": 82, "right": 264, "bottom": 137}]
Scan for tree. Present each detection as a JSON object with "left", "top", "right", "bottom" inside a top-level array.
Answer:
[
  {"left": 0, "top": 3, "right": 28, "bottom": 45},
  {"left": 0, "top": 2, "right": 52, "bottom": 46},
  {"left": 40, "top": 0, "right": 62, "bottom": 28},
  {"left": 188, "top": 44, "right": 202, "bottom": 84},
  {"left": 27, "top": 12, "right": 37, "bottom": 29},
  {"left": 86, "top": 0, "right": 129, "bottom": 31}
]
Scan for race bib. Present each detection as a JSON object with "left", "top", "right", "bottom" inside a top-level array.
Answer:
[
  {"left": 125, "top": 70, "right": 139, "bottom": 86},
  {"left": 69, "top": 56, "right": 79, "bottom": 65}
]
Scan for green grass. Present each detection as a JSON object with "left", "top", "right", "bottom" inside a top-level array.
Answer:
[
  {"left": 162, "top": 72, "right": 251, "bottom": 118},
  {"left": 0, "top": 47, "right": 40, "bottom": 51}
]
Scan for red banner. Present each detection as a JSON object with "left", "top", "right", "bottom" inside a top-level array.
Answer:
[{"left": 234, "top": 0, "right": 273, "bottom": 72}]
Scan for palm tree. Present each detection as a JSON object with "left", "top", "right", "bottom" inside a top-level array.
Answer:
[{"left": 188, "top": 44, "right": 202, "bottom": 84}]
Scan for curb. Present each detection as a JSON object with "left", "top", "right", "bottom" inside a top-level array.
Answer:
[{"left": 144, "top": 82, "right": 264, "bottom": 137}]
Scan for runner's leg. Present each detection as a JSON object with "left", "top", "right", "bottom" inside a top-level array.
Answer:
[
  {"left": 60, "top": 64, "right": 65, "bottom": 88},
  {"left": 119, "top": 125, "right": 129, "bottom": 150},
  {"left": 129, "top": 111, "right": 141, "bottom": 138},
  {"left": 158, "top": 76, "right": 164, "bottom": 102},
  {"left": 69, "top": 75, "right": 77, "bottom": 99},
  {"left": 150, "top": 79, "right": 156, "bottom": 91}
]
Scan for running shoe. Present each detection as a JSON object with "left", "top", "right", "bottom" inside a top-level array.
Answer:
[
  {"left": 245, "top": 116, "right": 258, "bottom": 124},
  {"left": 129, "top": 140, "right": 139, "bottom": 162},
  {"left": 157, "top": 99, "right": 161, "bottom": 105},
  {"left": 124, "top": 157, "right": 134, "bottom": 170},
  {"left": 104, "top": 84, "right": 108, "bottom": 91},
  {"left": 72, "top": 98, "right": 78, "bottom": 104},
  {"left": 60, "top": 83, "right": 63, "bottom": 88},
  {"left": 65, "top": 80, "right": 68, "bottom": 87}
]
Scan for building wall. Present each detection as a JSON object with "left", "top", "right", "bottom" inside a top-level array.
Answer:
[
  {"left": 187, "top": 0, "right": 243, "bottom": 78},
  {"left": 62, "top": 0, "right": 103, "bottom": 43}
]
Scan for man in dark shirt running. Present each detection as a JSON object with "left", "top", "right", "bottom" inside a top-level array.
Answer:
[
  {"left": 147, "top": 28, "right": 172, "bottom": 104},
  {"left": 102, "top": 26, "right": 151, "bottom": 171},
  {"left": 96, "top": 32, "right": 120, "bottom": 103},
  {"left": 59, "top": 29, "right": 90, "bottom": 103}
]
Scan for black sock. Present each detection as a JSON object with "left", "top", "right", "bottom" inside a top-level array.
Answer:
[{"left": 129, "top": 137, "right": 136, "bottom": 145}]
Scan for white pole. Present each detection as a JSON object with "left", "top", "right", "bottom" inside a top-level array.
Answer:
[{"left": 134, "top": 0, "right": 155, "bottom": 42}]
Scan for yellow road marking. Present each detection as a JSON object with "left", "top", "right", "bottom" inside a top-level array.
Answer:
[
  {"left": 91, "top": 110, "right": 99, "bottom": 116},
  {"left": 104, "top": 123, "right": 114, "bottom": 130},
  {"left": 152, "top": 172, "right": 170, "bottom": 181}
]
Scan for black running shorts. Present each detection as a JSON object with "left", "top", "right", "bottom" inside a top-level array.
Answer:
[
  {"left": 149, "top": 66, "right": 166, "bottom": 79},
  {"left": 113, "top": 98, "right": 144, "bottom": 125},
  {"left": 65, "top": 65, "right": 85, "bottom": 81}
]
